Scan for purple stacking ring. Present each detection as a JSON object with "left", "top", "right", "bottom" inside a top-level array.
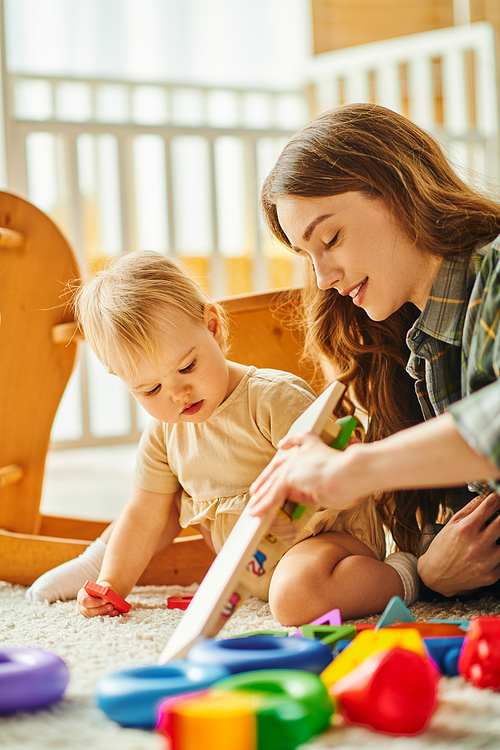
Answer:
[{"left": 0, "top": 647, "right": 70, "bottom": 713}]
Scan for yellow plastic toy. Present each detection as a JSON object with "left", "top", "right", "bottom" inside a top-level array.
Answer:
[{"left": 321, "top": 627, "right": 425, "bottom": 688}]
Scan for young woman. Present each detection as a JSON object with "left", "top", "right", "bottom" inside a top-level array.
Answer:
[
  {"left": 26, "top": 250, "right": 412, "bottom": 624},
  {"left": 249, "top": 102, "right": 500, "bottom": 600}
]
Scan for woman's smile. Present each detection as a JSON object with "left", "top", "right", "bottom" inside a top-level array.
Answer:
[{"left": 276, "top": 192, "right": 442, "bottom": 319}]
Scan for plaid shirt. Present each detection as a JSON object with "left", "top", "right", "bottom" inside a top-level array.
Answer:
[{"left": 406, "top": 236, "right": 500, "bottom": 502}]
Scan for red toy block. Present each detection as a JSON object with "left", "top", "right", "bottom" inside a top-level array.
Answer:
[
  {"left": 83, "top": 580, "right": 131, "bottom": 614},
  {"left": 168, "top": 595, "right": 194, "bottom": 611},
  {"left": 458, "top": 615, "right": 500, "bottom": 690},
  {"left": 330, "top": 648, "right": 439, "bottom": 735}
]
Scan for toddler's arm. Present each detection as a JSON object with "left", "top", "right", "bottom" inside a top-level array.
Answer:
[{"left": 77, "top": 485, "right": 178, "bottom": 617}]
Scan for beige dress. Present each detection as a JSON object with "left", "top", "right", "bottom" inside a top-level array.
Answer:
[{"left": 132, "top": 366, "right": 386, "bottom": 599}]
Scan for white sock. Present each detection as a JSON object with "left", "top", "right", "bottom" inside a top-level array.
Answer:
[
  {"left": 25, "top": 537, "right": 107, "bottom": 603},
  {"left": 384, "top": 551, "right": 419, "bottom": 605}
]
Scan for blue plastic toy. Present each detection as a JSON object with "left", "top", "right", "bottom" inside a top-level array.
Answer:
[
  {"left": 374, "top": 596, "right": 415, "bottom": 630},
  {"left": 95, "top": 661, "right": 230, "bottom": 728},
  {"left": 423, "top": 636, "right": 465, "bottom": 677},
  {"left": 0, "top": 647, "right": 69, "bottom": 714},
  {"left": 186, "top": 634, "right": 333, "bottom": 675}
]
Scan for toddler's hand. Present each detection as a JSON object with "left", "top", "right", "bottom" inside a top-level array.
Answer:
[{"left": 77, "top": 584, "right": 120, "bottom": 618}]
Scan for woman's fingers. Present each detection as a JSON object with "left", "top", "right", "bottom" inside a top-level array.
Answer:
[
  {"left": 250, "top": 445, "right": 297, "bottom": 496},
  {"left": 418, "top": 492, "right": 500, "bottom": 596},
  {"left": 453, "top": 490, "right": 500, "bottom": 524},
  {"left": 249, "top": 432, "right": 333, "bottom": 518}
]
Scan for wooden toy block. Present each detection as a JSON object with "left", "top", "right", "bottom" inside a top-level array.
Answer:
[
  {"left": 158, "top": 380, "right": 347, "bottom": 664},
  {"left": 83, "top": 580, "right": 131, "bottom": 613}
]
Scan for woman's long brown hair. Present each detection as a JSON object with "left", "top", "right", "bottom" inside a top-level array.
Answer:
[{"left": 262, "top": 103, "right": 500, "bottom": 553}]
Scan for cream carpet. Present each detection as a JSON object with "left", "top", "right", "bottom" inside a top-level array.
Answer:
[{"left": 2, "top": 581, "right": 500, "bottom": 749}]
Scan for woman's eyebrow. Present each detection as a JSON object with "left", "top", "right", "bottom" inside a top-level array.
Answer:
[{"left": 303, "top": 214, "right": 332, "bottom": 241}]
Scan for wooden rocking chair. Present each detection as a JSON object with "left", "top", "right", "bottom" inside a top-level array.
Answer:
[{"left": 0, "top": 191, "right": 319, "bottom": 587}]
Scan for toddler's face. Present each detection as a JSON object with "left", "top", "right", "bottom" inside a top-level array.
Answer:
[{"left": 113, "top": 307, "right": 231, "bottom": 424}]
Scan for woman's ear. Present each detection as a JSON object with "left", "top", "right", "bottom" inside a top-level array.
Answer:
[{"left": 203, "top": 304, "right": 223, "bottom": 343}]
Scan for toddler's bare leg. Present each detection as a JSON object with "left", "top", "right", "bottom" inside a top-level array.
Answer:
[{"left": 269, "top": 531, "right": 404, "bottom": 626}]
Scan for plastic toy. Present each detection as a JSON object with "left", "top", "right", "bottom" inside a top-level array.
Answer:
[
  {"left": 388, "top": 622, "right": 465, "bottom": 637},
  {"left": 298, "top": 624, "right": 356, "bottom": 647},
  {"left": 309, "top": 607, "right": 342, "bottom": 627},
  {"left": 321, "top": 627, "right": 425, "bottom": 688},
  {"left": 95, "top": 636, "right": 332, "bottom": 728},
  {"left": 458, "top": 615, "right": 500, "bottom": 689},
  {"left": 429, "top": 618, "right": 470, "bottom": 630},
  {"left": 233, "top": 630, "right": 289, "bottom": 638},
  {"left": 95, "top": 661, "right": 230, "bottom": 728},
  {"left": 374, "top": 596, "right": 415, "bottom": 629},
  {"left": 83, "top": 580, "right": 131, "bottom": 613},
  {"left": 210, "top": 669, "right": 334, "bottom": 736},
  {"left": 157, "top": 669, "right": 334, "bottom": 750},
  {"left": 168, "top": 595, "right": 194, "bottom": 610},
  {"left": 0, "top": 646, "right": 70, "bottom": 714},
  {"left": 330, "top": 647, "right": 439, "bottom": 735},
  {"left": 157, "top": 381, "right": 354, "bottom": 664},
  {"left": 185, "top": 635, "right": 333, "bottom": 675},
  {"left": 423, "top": 636, "right": 464, "bottom": 677}
]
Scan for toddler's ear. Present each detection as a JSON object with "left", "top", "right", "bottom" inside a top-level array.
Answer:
[{"left": 204, "top": 304, "right": 222, "bottom": 341}]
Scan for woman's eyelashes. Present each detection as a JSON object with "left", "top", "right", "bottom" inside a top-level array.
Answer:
[{"left": 325, "top": 231, "right": 340, "bottom": 250}]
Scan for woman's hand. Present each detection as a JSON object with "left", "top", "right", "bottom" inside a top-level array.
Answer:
[
  {"left": 418, "top": 492, "right": 500, "bottom": 596},
  {"left": 248, "top": 431, "right": 366, "bottom": 519},
  {"left": 76, "top": 581, "right": 121, "bottom": 618}
]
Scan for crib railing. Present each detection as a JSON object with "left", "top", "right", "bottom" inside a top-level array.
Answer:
[
  {"left": 1, "top": 20, "right": 498, "bottom": 449},
  {"left": 307, "top": 22, "right": 500, "bottom": 191}
]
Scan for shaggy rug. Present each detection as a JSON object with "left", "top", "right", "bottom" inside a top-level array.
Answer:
[{"left": 1, "top": 581, "right": 500, "bottom": 750}]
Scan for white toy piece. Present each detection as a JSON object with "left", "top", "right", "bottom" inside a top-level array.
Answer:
[{"left": 158, "top": 380, "right": 347, "bottom": 664}]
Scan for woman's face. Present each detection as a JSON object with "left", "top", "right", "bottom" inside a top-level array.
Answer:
[{"left": 276, "top": 191, "right": 441, "bottom": 320}]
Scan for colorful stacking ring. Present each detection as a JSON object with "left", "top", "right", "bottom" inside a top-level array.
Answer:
[
  {"left": 95, "top": 661, "right": 230, "bottom": 728},
  {"left": 0, "top": 647, "right": 69, "bottom": 714},
  {"left": 186, "top": 634, "right": 333, "bottom": 675},
  {"left": 157, "top": 669, "right": 334, "bottom": 750}
]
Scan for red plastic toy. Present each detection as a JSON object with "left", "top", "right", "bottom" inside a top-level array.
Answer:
[
  {"left": 458, "top": 615, "right": 500, "bottom": 689},
  {"left": 329, "top": 648, "right": 439, "bottom": 735},
  {"left": 83, "top": 580, "right": 131, "bottom": 614},
  {"left": 168, "top": 595, "right": 194, "bottom": 611}
]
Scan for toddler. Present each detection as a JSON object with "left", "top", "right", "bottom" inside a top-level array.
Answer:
[{"left": 27, "top": 251, "right": 416, "bottom": 624}]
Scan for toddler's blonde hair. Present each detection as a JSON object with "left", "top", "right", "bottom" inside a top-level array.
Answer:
[{"left": 74, "top": 251, "right": 229, "bottom": 378}]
